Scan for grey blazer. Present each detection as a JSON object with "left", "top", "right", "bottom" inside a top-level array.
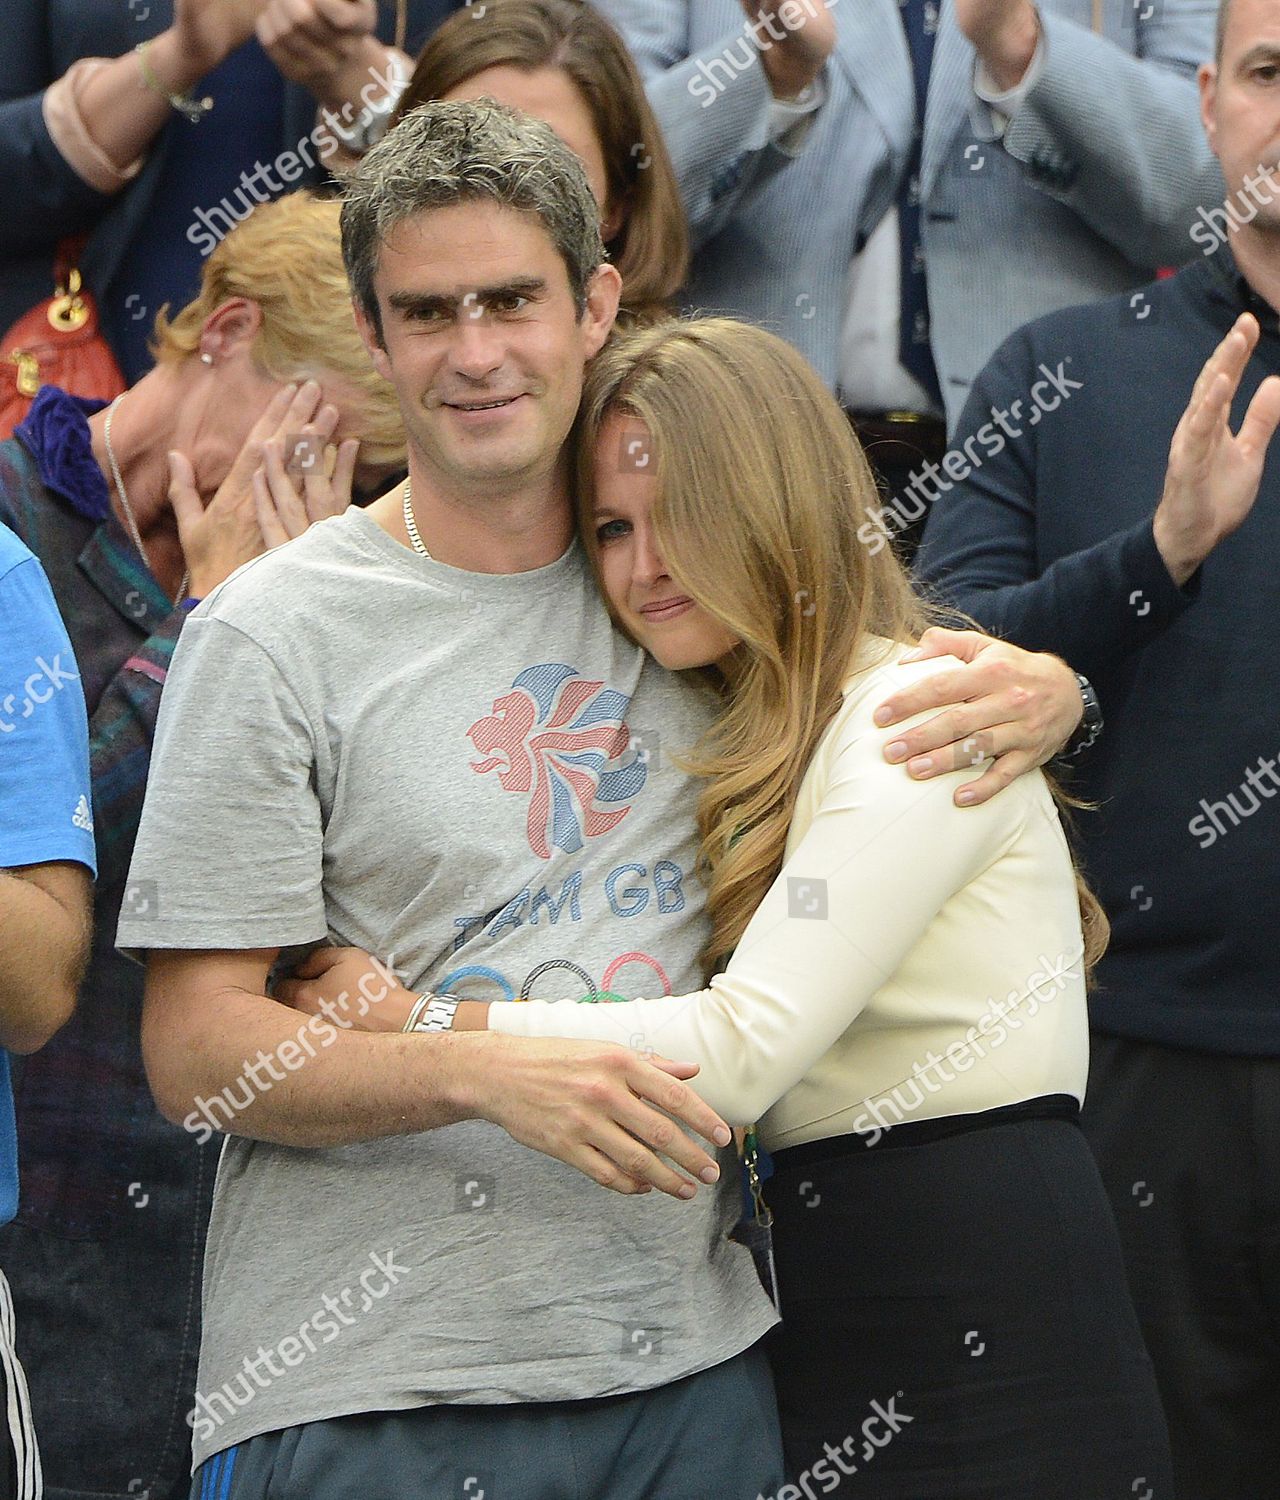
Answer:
[{"left": 595, "top": 0, "right": 1223, "bottom": 426}]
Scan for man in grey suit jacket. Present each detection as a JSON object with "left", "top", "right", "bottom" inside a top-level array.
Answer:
[{"left": 595, "top": 0, "right": 1223, "bottom": 429}]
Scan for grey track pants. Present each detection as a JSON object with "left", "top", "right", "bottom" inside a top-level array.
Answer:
[{"left": 190, "top": 1339, "right": 785, "bottom": 1500}]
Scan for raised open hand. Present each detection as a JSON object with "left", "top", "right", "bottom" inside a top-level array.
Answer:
[{"left": 1153, "top": 313, "right": 1280, "bottom": 586}]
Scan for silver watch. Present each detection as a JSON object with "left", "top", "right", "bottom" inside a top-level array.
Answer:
[
  {"left": 404, "top": 995, "right": 460, "bottom": 1034},
  {"left": 342, "top": 107, "right": 391, "bottom": 156}
]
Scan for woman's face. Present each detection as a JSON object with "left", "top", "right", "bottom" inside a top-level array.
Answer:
[
  {"left": 206, "top": 360, "right": 399, "bottom": 500},
  {"left": 442, "top": 66, "right": 621, "bottom": 239},
  {"left": 591, "top": 413, "right": 740, "bottom": 671},
  {"left": 185, "top": 300, "right": 403, "bottom": 499}
]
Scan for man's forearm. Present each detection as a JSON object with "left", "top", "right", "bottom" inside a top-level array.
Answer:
[
  {"left": 143, "top": 980, "right": 483, "bottom": 1148},
  {"left": 0, "top": 871, "right": 84, "bottom": 1053}
]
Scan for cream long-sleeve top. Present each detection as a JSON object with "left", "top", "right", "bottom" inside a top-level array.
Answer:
[{"left": 490, "top": 640, "right": 1091, "bottom": 1152}]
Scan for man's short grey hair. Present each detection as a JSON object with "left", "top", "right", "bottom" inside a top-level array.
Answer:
[{"left": 341, "top": 98, "right": 606, "bottom": 344}]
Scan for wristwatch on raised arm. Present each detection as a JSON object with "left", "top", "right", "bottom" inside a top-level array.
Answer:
[{"left": 1060, "top": 673, "right": 1103, "bottom": 760}]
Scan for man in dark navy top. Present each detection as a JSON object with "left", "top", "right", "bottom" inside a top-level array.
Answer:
[{"left": 917, "top": 0, "right": 1280, "bottom": 1490}]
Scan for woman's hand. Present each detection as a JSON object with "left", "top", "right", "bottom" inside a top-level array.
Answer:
[
  {"left": 872, "top": 628, "right": 1083, "bottom": 807},
  {"left": 171, "top": 0, "right": 268, "bottom": 80},
  {"left": 257, "top": 0, "right": 385, "bottom": 111},
  {"left": 253, "top": 432, "right": 359, "bottom": 549},
  {"left": 275, "top": 945, "right": 416, "bottom": 1033},
  {"left": 169, "top": 380, "right": 339, "bottom": 598},
  {"left": 278, "top": 950, "right": 731, "bottom": 1198}
]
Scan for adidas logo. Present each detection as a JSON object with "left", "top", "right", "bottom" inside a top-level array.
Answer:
[{"left": 72, "top": 795, "right": 94, "bottom": 832}]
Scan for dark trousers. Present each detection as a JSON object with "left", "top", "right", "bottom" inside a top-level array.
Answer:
[
  {"left": 767, "top": 1114, "right": 1172, "bottom": 1498},
  {"left": 0, "top": 1138, "right": 218, "bottom": 1500},
  {"left": 1080, "top": 1034, "right": 1280, "bottom": 1499}
]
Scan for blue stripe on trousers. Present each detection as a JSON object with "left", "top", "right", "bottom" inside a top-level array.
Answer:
[
  {"left": 199, "top": 1448, "right": 231, "bottom": 1500},
  {"left": 218, "top": 1446, "right": 238, "bottom": 1499}
]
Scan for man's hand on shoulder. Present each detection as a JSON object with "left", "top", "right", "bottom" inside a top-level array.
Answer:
[{"left": 871, "top": 628, "right": 1082, "bottom": 806}]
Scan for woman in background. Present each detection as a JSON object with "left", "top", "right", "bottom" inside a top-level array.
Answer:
[
  {"left": 0, "top": 0, "right": 449, "bottom": 382},
  {"left": 390, "top": 0, "right": 689, "bottom": 323}
]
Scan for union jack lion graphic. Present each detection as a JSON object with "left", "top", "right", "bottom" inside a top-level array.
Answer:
[{"left": 467, "top": 664, "right": 648, "bottom": 858}]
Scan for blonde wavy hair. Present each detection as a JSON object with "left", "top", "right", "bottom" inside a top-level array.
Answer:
[
  {"left": 576, "top": 317, "right": 1109, "bottom": 977},
  {"left": 152, "top": 193, "right": 405, "bottom": 473}
]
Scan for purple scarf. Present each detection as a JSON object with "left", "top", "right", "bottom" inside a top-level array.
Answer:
[{"left": 13, "top": 385, "right": 112, "bottom": 521}]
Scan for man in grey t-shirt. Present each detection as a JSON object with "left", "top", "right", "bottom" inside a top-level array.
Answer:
[
  {"left": 123, "top": 102, "right": 783, "bottom": 1500},
  {"left": 121, "top": 102, "right": 1089, "bottom": 1498}
]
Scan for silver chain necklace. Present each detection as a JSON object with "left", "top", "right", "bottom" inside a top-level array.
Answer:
[
  {"left": 401, "top": 477, "right": 432, "bottom": 560},
  {"left": 104, "top": 394, "right": 190, "bottom": 606}
]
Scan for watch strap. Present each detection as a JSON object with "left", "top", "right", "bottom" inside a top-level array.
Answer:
[
  {"left": 1061, "top": 672, "right": 1103, "bottom": 759},
  {"left": 406, "top": 995, "right": 460, "bottom": 1034}
]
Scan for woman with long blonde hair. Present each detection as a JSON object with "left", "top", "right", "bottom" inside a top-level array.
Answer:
[
  {"left": 486, "top": 318, "right": 1172, "bottom": 1492},
  {"left": 281, "top": 317, "right": 1172, "bottom": 1492}
]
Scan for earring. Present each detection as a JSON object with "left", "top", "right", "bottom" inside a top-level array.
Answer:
[{"left": 200, "top": 353, "right": 213, "bottom": 366}]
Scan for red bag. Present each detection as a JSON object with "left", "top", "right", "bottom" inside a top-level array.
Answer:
[{"left": 0, "top": 238, "right": 126, "bottom": 439}]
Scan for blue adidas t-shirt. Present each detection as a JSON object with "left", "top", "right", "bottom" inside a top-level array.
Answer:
[{"left": 0, "top": 522, "right": 96, "bottom": 1224}]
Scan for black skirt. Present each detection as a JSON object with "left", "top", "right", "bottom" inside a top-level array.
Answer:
[{"left": 765, "top": 1099, "right": 1174, "bottom": 1498}]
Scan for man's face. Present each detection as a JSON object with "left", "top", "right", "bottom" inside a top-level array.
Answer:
[
  {"left": 1202, "top": 0, "right": 1280, "bottom": 231},
  {"left": 358, "top": 201, "right": 618, "bottom": 495}
]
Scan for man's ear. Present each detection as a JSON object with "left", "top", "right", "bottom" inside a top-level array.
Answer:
[
  {"left": 581, "top": 263, "right": 624, "bottom": 360},
  {"left": 353, "top": 300, "right": 394, "bottom": 383},
  {"left": 1199, "top": 61, "right": 1218, "bottom": 153}
]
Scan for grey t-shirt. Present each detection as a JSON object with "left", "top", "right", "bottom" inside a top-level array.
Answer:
[{"left": 118, "top": 507, "right": 776, "bottom": 1468}]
